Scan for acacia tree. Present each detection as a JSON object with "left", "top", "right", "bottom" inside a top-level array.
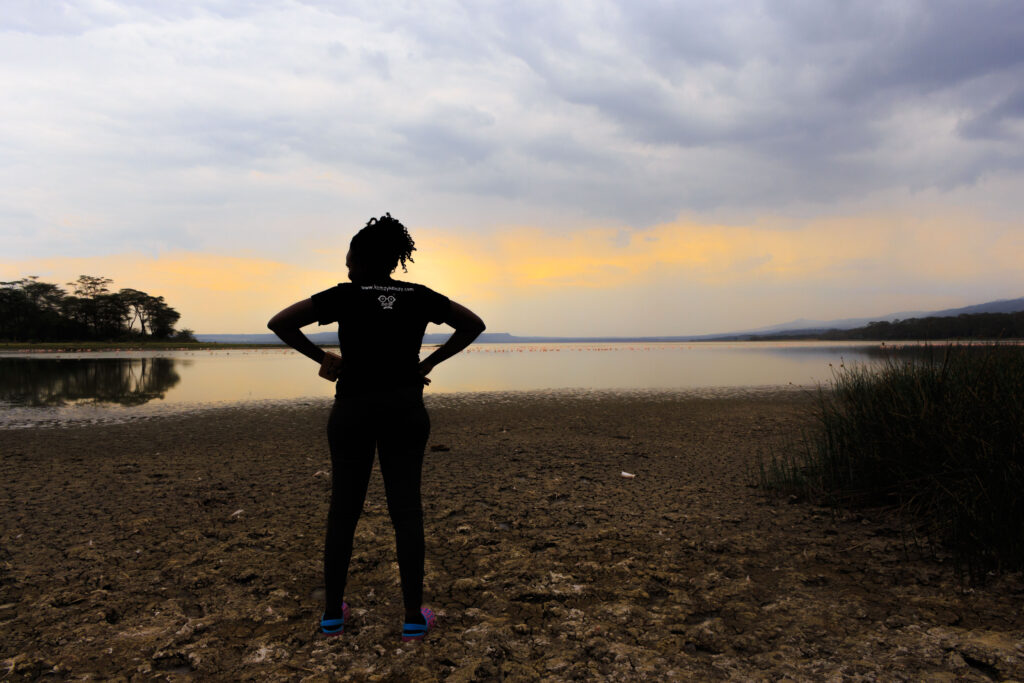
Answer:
[
  {"left": 119, "top": 288, "right": 153, "bottom": 335},
  {"left": 0, "top": 280, "right": 35, "bottom": 340},
  {"left": 21, "top": 276, "right": 66, "bottom": 310},
  {"left": 95, "top": 292, "right": 131, "bottom": 339},
  {"left": 146, "top": 296, "right": 181, "bottom": 338},
  {"left": 65, "top": 275, "right": 116, "bottom": 338},
  {"left": 68, "top": 275, "right": 113, "bottom": 299},
  {"left": 1, "top": 275, "right": 186, "bottom": 341},
  {"left": 1, "top": 277, "right": 71, "bottom": 340}
]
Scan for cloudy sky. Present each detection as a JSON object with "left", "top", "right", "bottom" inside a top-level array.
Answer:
[{"left": 2, "top": 0, "right": 1023, "bottom": 335}]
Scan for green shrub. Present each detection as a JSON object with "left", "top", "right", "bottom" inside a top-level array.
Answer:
[{"left": 763, "top": 344, "right": 1024, "bottom": 576}]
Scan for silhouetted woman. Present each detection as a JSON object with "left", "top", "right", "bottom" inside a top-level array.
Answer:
[{"left": 268, "top": 214, "right": 485, "bottom": 641}]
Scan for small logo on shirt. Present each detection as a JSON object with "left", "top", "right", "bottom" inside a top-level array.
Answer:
[{"left": 378, "top": 295, "right": 396, "bottom": 310}]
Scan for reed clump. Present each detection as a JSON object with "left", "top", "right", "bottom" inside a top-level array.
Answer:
[{"left": 762, "top": 343, "right": 1024, "bottom": 576}]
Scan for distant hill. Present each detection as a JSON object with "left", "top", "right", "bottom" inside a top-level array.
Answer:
[
  {"left": 196, "top": 296, "right": 1024, "bottom": 344},
  {"left": 703, "top": 296, "right": 1024, "bottom": 340},
  {"left": 748, "top": 310, "right": 1024, "bottom": 342}
]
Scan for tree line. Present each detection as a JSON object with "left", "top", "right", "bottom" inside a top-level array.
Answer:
[
  {"left": 749, "top": 311, "right": 1024, "bottom": 341},
  {"left": 0, "top": 275, "right": 195, "bottom": 342},
  {"left": 819, "top": 311, "right": 1024, "bottom": 340}
]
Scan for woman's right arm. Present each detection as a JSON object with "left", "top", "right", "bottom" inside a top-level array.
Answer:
[
  {"left": 268, "top": 299, "right": 328, "bottom": 364},
  {"left": 268, "top": 299, "right": 342, "bottom": 380},
  {"left": 418, "top": 301, "right": 485, "bottom": 382}
]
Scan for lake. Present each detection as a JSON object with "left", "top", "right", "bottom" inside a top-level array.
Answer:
[{"left": 0, "top": 342, "right": 894, "bottom": 427}]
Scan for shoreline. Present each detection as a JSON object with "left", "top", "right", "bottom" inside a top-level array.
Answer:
[
  {"left": 0, "top": 342, "right": 287, "bottom": 353},
  {"left": 2, "top": 393, "right": 1023, "bottom": 680},
  {"left": 0, "top": 384, "right": 815, "bottom": 430},
  {"left": 3, "top": 338, "right": 1022, "bottom": 353}
]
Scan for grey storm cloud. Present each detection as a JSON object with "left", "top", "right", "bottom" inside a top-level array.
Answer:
[
  {"left": 306, "top": 0, "right": 1024, "bottom": 215},
  {"left": 2, "top": 0, "right": 1023, "bottom": 257},
  {"left": 494, "top": 1, "right": 1024, "bottom": 205}
]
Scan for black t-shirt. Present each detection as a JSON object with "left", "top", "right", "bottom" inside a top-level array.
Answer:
[{"left": 310, "top": 280, "right": 451, "bottom": 394}]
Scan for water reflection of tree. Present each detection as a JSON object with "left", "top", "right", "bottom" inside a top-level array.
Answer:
[{"left": 0, "top": 357, "right": 182, "bottom": 406}]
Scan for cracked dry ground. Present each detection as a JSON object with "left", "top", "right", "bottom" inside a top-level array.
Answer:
[{"left": 2, "top": 391, "right": 1023, "bottom": 681}]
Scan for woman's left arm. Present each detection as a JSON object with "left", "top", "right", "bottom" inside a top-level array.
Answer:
[{"left": 268, "top": 299, "right": 329, "bottom": 365}]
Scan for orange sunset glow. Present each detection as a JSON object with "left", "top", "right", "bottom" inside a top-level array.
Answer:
[{"left": 4, "top": 207, "right": 1021, "bottom": 336}]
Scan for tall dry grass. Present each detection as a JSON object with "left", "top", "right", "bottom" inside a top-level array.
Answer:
[{"left": 762, "top": 343, "right": 1024, "bottom": 577}]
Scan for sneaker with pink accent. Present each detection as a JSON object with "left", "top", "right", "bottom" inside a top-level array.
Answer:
[
  {"left": 401, "top": 607, "right": 436, "bottom": 642},
  {"left": 319, "top": 602, "right": 350, "bottom": 637}
]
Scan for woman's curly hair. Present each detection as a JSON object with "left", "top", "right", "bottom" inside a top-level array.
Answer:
[{"left": 350, "top": 213, "right": 416, "bottom": 273}]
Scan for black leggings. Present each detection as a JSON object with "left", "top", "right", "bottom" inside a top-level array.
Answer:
[{"left": 323, "top": 386, "right": 430, "bottom": 614}]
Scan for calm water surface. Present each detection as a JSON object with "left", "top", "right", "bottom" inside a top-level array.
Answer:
[{"left": 0, "top": 342, "right": 889, "bottom": 426}]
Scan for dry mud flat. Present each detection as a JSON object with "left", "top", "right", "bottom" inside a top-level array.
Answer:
[{"left": 2, "top": 391, "right": 1023, "bottom": 681}]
